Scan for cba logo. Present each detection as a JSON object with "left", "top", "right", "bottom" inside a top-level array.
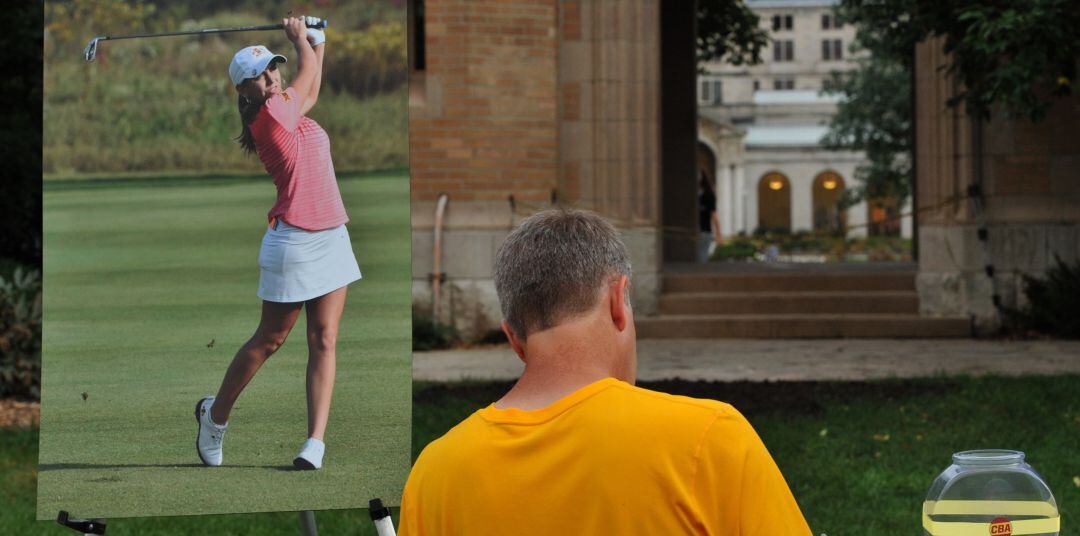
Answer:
[{"left": 989, "top": 517, "right": 1012, "bottom": 536}]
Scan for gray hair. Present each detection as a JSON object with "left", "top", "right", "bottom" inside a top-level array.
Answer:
[{"left": 494, "top": 209, "right": 632, "bottom": 339}]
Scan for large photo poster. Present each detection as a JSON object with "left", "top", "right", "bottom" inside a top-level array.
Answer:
[{"left": 38, "top": 0, "right": 411, "bottom": 519}]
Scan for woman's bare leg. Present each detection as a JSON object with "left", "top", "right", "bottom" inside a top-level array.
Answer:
[
  {"left": 211, "top": 300, "right": 303, "bottom": 425},
  {"left": 303, "top": 286, "right": 348, "bottom": 441}
]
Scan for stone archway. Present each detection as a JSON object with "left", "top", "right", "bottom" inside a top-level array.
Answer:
[
  {"left": 812, "top": 171, "right": 846, "bottom": 232},
  {"left": 758, "top": 172, "right": 791, "bottom": 232}
]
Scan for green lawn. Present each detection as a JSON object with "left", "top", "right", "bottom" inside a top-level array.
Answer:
[
  {"left": 8, "top": 375, "right": 1078, "bottom": 534},
  {"left": 37, "top": 171, "right": 412, "bottom": 519}
]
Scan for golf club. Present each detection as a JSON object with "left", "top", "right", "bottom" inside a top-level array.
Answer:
[{"left": 84, "top": 19, "right": 328, "bottom": 62}]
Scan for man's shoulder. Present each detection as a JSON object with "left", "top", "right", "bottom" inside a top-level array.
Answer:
[
  {"left": 606, "top": 381, "right": 741, "bottom": 423},
  {"left": 413, "top": 410, "right": 488, "bottom": 464}
]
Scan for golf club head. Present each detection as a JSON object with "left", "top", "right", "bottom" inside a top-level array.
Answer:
[{"left": 84, "top": 37, "right": 102, "bottom": 62}]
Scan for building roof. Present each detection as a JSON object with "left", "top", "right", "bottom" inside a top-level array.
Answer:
[
  {"left": 745, "top": 0, "right": 837, "bottom": 8},
  {"left": 754, "top": 90, "right": 841, "bottom": 105},
  {"left": 745, "top": 125, "right": 829, "bottom": 147}
]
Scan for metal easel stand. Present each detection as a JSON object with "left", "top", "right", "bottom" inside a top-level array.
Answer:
[
  {"left": 56, "top": 511, "right": 106, "bottom": 535},
  {"left": 299, "top": 510, "right": 318, "bottom": 536},
  {"left": 369, "top": 498, "right": 397, "bottom": 536},
  {"left": 57, "top": 500, "right": 394, "bottom": 535}
]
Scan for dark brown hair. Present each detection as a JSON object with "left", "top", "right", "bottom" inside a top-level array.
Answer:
[{"left": 236, "top": 95, "right": 262, "bottom": 155}]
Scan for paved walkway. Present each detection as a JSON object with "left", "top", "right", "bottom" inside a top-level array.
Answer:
[{"left": 414, "top": 339, "right": 1080, "bottom": 382}]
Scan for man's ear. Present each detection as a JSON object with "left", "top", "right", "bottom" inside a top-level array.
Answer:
[
  {"left": 608, "top": 275, "right": 631, "bottom": 333},
  {"left": 501, "top": 320, "right": 527, "bottom": 362}
]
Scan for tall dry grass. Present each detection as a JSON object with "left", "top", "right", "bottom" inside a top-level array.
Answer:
[{"left": 44, "top": 2, "right": 407, "bottom": 176}]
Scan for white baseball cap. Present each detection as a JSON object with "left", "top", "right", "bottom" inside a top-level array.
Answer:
[{"left": 228, "top": 45, "right": 287, "bottom": 86}]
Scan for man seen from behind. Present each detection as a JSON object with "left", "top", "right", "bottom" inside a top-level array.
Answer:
[{"left": 399, "top": 209, "right": 812, "bottom": 535}]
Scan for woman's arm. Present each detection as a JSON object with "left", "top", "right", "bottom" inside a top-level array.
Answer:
[
  {"left": 283, "top": 17, "right": 318, "bottom": 106},
  {"left": 301, "top": 43, "right": 324, "bottom": 115}
]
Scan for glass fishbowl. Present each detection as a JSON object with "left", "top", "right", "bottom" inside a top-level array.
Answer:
[{"left": 923, "top": 450, "right": 1059, "bottom": 535}]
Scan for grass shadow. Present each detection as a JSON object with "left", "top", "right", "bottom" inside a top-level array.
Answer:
[{"left": 39, "top": 463, "right": 294, "bottom": 471}]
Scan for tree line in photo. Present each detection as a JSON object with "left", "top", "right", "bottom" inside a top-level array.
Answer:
[{"left": 44, "top": 0, "right": 407, "bottom": 174}]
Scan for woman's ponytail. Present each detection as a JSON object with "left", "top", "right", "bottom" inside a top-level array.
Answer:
[{"left": 236, "top": 95, "right": 261, "bottom": 155}]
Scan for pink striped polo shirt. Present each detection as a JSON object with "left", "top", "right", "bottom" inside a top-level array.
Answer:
[{"left": 251, "top": 87, "right": 348, "bottom": 231}]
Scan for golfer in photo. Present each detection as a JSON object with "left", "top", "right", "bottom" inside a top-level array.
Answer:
[{"left": 195, "top": 15, "right": 361, "bottom": 471}]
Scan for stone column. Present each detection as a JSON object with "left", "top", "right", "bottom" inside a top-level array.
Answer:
[
  {"left": 718, "top": 163, "right": 733, "bottom": 238},
  {"left": 560, "top": 0, "right": 662, "bottom": 313},
  {"left": 848, "top": 199, "right": 868, "bottom": 238},
  {"left": 791, "top": 173, "right": 813, "bottom": 232},
  {"left": 733, "top": 164, "right": 746, "bottom": 235}
]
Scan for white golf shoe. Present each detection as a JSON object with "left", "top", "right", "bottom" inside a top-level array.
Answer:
[
  {"left": 293, "top": 438, "right": 325, "bottom": 470},
  {"left": 195, "top": 396, "right": 227, "bottom": 467}
]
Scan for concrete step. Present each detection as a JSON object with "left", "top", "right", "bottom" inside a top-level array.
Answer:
[
  {"left": 662, "top": 272, "right": 915, "bottom": 293},
  {"left": 636, "top": 314, "right": 971, "bottom": 339},
  {"left": 659, "top": 291, "right": 920, "bottom": 315}
]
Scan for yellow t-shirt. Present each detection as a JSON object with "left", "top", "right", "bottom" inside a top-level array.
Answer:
[{"left": 399, "top": 377, "right": 811, "bottom": 535}]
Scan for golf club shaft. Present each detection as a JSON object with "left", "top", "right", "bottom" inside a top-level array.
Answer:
[{"left": 96, "top": 20, "right": 327, "bottom": 43}]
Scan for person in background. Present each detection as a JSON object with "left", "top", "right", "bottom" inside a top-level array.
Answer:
[{"left": 699, "top": 170, "right": 720, "bottom": 262}]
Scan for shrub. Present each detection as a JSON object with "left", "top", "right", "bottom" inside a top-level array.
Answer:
[
  {"left": 0, "top": 268, "right": 42, "bottom": 400},
  {"left": 1007, "top": 256, "right": 1080, "bottom": 338},
  {"left": 325, "top": 23, "right": 408, "bottom": 98},
  {"left": 412, "top": 311, "right": 458, "bottom": 351},
  {"left": 713, "top": 238, "right": 758, "bottom": 261}
]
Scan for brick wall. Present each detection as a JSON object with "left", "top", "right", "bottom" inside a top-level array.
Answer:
[{"left": 410, "top": 0, "right": 559, "bottom": 203}]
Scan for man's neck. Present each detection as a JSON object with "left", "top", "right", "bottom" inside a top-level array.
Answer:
[{"left": 494, "top": 317, "right": 625, "bottom": 411}]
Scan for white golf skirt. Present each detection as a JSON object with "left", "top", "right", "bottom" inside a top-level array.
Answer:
[{"left": 257, "top": 219, "right": 362, "bottom": 303}]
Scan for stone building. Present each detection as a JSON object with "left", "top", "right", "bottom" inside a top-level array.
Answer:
[
  {"left": 408, "top": 0, "right": 1077, "bottom": 338},
  {"left": 697, "top": 0, "right": 910, "bottom": 239},
  {"left": 913, "top": 37, "right": 1080, "bottom": 332}
]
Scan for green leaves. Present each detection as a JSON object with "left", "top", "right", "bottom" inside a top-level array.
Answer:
[
  {"left": 0, "top": 268, "right": 42, "bottom": 401},
  {"left": 1008, "top": 256, "right": 1080, "bottom": 338},
  {"left": 697, "top": 0, "right": 769, "bottom": 67},
  {"left": 838, "top": 0, "right": 1078, "bottom": 122}
]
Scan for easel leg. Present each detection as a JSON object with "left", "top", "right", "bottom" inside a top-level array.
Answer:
[
  {"left": 56, "top": 511, "right": 106, "bottom": 535},
  {"left": 299, "top": 510, "right": 318, "bottom": 536}
]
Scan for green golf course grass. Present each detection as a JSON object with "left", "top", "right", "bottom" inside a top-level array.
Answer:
[
  {"left": 5, "top": 375, "right": 1078, "bottom": 534},
  {"left": 37, "top": 171, "right": 412, "bottom": 519}
]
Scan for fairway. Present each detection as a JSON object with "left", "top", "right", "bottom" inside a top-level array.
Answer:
[{"left": 37, "top": 171, "right": 412, "bottom": 519}]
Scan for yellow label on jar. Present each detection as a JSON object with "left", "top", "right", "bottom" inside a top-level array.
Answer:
[{"left": 922, "top": 500, "right": 1060, "bottom": 536}]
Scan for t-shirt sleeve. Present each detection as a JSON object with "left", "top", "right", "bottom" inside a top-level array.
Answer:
[
  {"left": 263, "top": 87, "right": 304, "bottom": 132},
  {"left": 398, "top": 475, "right": 423, "bottom": 536},
  {"left": 398, "top": 446, "right": 432, "bottom": 536},
  {"left": 693, "top": 407, "right": 813, "bottom": 536}
]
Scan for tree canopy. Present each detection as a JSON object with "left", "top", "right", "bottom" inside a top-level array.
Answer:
[
  {"left": 838, "top": 0, "right": 1077, "bottom": 122},
  {"left": 697, "top": 0, "right": 769, "bottom": 66},
  {"left": 824, "top": 0, "right": 1079, "bottom": 205}
]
